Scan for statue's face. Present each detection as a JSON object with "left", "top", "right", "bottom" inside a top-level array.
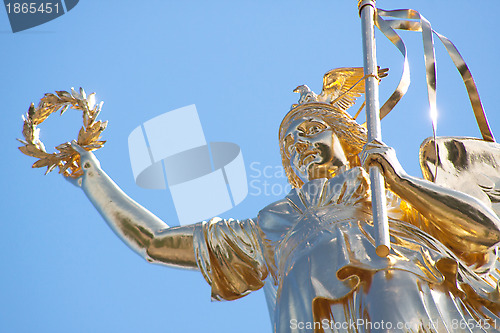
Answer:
[{"left": 283, "top": 116, "right": 348, "bottom": 183}]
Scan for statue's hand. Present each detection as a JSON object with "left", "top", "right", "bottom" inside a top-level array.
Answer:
[
  {"left": 64, "top": 140, "right": 101, "bottom": 187},
  {"left": 361, "top": 140, "right": 406, "bottom": 185}
]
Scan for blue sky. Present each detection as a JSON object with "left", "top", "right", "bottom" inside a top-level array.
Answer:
[{"left": 1, "top": 1, "right": 499, "bottom": 332}]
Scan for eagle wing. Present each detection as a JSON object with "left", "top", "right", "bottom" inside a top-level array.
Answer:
[
  {"left": 321, "top": 67, "right": 389, "bottom": 112},
  {"left": 419, "top": 136, "right": 500, "bottom": 217}
]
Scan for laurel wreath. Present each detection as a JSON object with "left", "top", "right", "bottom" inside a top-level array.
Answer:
[{"left": 18, "top": 88, "right": 107, "bottom": 178}]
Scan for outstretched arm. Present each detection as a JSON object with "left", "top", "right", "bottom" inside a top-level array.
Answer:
[
  {"left": 362, "top": 140, "right": 500, "bottom": 255},
  {"left": 68, "top": 142, "right": 198, "bottom": 269}
]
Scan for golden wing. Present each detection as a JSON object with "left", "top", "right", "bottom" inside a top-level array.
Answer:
[
  {"left": 320, "top": 67, "right": 388, "bottom": 112},
  {"left": 420, "top": 137, "right": 500, "bottom": 216}
]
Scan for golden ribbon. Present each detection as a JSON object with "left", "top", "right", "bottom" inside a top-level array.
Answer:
[{"left": 375, "top": 8, "right": 495, "bottom": 143}]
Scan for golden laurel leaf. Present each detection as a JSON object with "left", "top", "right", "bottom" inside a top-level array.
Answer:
[{"left": 18, "top": 87, "right": 107, "bottom": 178}]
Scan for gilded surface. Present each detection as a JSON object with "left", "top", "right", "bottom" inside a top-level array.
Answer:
[
  {"left": 18, "top": 88, "right": 107, "bottom": 178},
  {"left": 33, "top": 68, "right": 500, "bottom": 332},
  {"left": 375, "top": 8, "right": 495, "bottom": 142}
]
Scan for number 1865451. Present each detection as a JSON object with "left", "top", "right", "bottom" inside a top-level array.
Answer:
[{"left": 5, "top": 2, "right": 60, "bottom": 14}]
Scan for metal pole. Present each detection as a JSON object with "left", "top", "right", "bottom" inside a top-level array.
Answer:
[{"left": 359, "top": 0, "right": 390, "bottom": 257}]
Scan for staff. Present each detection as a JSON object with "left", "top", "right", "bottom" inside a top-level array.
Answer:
[{"left": 358, "top": 0, "right": 390, "bottom": 257}]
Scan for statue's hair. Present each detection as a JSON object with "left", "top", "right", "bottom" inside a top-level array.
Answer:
[{"left": 279, "top": 103, "right": 368, "bottom": 188}]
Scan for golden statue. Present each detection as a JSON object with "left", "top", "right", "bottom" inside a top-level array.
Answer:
[{"left": 42, "top": 66, "right": 500, "bottom": 332}]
